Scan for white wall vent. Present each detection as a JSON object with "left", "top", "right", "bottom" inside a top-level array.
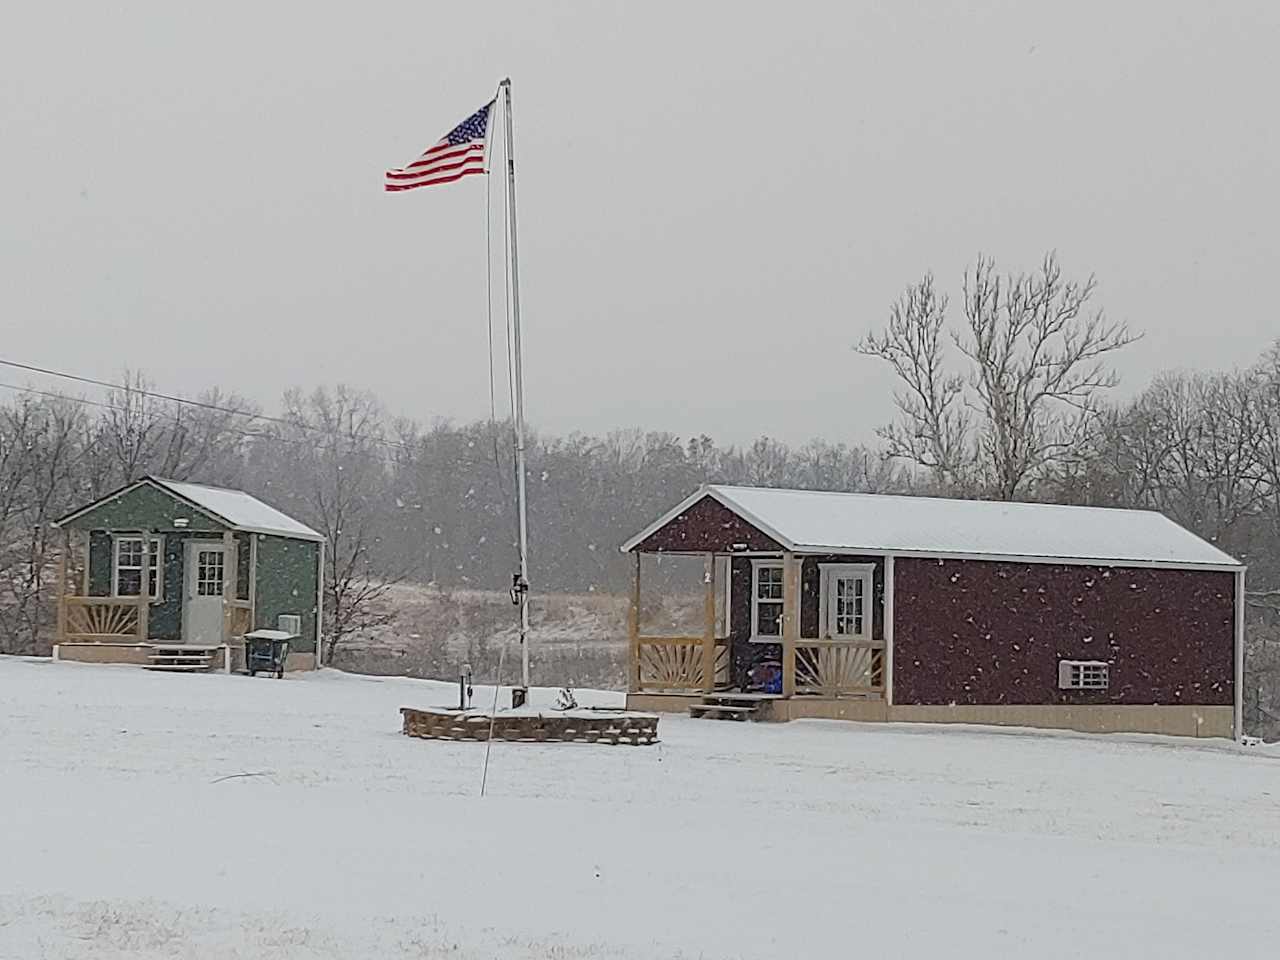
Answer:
[
  {"left": 1058, "top": 659, "right": 1109, "bottom": 690},
  {"left": 278, "top": 614, "right": 303, "bottom": 636}
]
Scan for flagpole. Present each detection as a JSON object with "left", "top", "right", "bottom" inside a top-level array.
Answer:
[{"left": 500, "top": 78, "right": 532, "bottom": 707}]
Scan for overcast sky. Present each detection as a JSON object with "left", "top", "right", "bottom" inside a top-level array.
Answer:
[{"left": 2, "top": 2, "right": 1277, "bottom": 446}]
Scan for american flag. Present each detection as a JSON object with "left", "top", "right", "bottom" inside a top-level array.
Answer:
[{"left": 385, "top": 100, "right": 494, "bottom": 193}]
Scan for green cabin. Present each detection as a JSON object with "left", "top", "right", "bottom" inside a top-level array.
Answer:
[{"left": 52, "top": 477, "right": 324, "bottom": 672}]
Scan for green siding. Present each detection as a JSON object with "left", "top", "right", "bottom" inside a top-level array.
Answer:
[
  {"left": 85, "top": 531, "right": 219, "bottom": 642},
  {"left": 235, "top": 532, "right": 252, "bottom": 600},
  {"left": 253, "top": 535, "right": 319, "bottom": 654},
  {"left": 70, "top": 482, "right": 319, "bottom": 651},
  {"left": 88, "top": 532, "right": 112, "bottom": 596},
  {"left": 64, "top": 482, "right": 225, "bottom": 533}
]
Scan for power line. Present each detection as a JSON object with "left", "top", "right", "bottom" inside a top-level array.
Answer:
[
  {"left": 0, "top": 358, "right": 414, "bottom": 452},
  {"left": 0, "top": 357, "right": 297, "bottom": 431},
  {"left": 0, "top": 380, "right": 323, "bottom": 452}
]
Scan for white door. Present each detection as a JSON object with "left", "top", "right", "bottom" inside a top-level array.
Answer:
[{"left": 184, "top": 543, "right": 226, "bottom": 645}]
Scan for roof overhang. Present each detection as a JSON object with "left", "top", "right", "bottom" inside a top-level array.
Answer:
[
  {"left": 54, "top": 476, "right": 325, "bottom": 543},
  {"left": 620, "top": 484, "right": 1243, "bottom": 573},
  {"left": 53, "top": 478, "right": 228, "bottom": 531}
]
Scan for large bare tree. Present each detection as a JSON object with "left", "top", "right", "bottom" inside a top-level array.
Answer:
[
  {"left": 860, "top": 253, "right": 1138, "bottom": 499},
  {"left": 262, "top": 386, "right": 400, "bottom": 662}
]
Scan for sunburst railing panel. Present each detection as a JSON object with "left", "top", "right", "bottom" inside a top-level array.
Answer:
[
  {"left": 637, "top": 637, "right": 708, "bottom": 692},
  {"left": 64, "top": 597, "right": 144, "bottom": 641},
  {"left": 795, "top": 641, "right": 885, "bottom": 698}
]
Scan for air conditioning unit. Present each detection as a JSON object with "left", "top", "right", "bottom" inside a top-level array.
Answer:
[{"left": 277, "top": 614, "right": 303, "bottom": 637}]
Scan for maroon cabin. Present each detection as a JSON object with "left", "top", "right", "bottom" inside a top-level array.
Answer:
[{"left": 621, "top": 485, "right": 1244, "bottom": 738}]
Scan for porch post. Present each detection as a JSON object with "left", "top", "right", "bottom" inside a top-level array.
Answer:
[
  {"left": 628, "top": 552, "right": 641, "bottom": 693},
  {"left": 136, "top": 532, "right": 150, "bottom": 643},
  {"left": 1234, "top": 566, "right": 1245, "bottom": 741},
  {"left": 781, "top": 552, "right": 799, "bottom": 698},
  {"left": 55, "top": 528, "right": 68, "bottom": 644},
  {"left": 221, "top": 531, "right": 236, "bottom": 645},
  {"left": 702, "top": 553, "right": 716, "bottom": 693},
  {"left": 82, "top": 533, "right": 90, "bottom": 596},
  {"left": 884, "top": 554, "right": 894, "bottom": 706}
]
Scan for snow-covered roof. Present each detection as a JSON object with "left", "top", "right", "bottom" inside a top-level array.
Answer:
[
  {"left": 153, "top": 479, "right": 324, "bottom": 542},
  {"left": 54, "top": 477, "right": 324, "bottom": 542},
  {"left": 622, "top": 484, "right": 1241, "bottom": 570}
]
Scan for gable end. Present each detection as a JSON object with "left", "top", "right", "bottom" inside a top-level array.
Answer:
[
  {"left": 55, "top": 480, "right": 228, "bottom": 533},
  {"left": 632, "top": 494, "right": 783, "bottom": 554}
]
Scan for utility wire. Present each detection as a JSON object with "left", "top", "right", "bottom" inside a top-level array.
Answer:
[
  {"left": 0, "top": 379, "right": 351, "bottom": 453},
  {"left": 0, "top": 357, "right": 413, "bottom": 452}
]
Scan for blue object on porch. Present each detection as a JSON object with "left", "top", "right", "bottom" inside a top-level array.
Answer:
[{"left": 749, "top": 659, "right": 783, "bottom": 694}]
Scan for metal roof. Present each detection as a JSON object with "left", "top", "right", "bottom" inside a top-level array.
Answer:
[
  {"left": 621, "top": 484, "right": 1241, "bottom": 571},
  {"left": 55, "top": 477, "right": 324, "bottom": 542}
]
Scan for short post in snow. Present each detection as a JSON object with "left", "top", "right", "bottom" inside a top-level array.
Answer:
[{"left": 458, "top": 662, "right": 474, "bottom": 711}]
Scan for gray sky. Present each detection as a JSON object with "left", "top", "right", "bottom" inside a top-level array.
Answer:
[{"left": 3, "top": 1, "right": 1277, "bottom": 447}]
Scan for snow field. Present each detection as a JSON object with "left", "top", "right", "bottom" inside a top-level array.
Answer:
[{"left": 1, "top": 658, "right": 1278, "bottom": 959}]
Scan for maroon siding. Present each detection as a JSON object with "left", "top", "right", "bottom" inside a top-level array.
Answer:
[
  {"left": 728, "top": 555, "right": 884, "bottom": 688},
  {"left": 893, "top": 558, "right": 1235, "bottom": 706},
  {"left": 633, "top": 495, "right": 782, "bottom": 554}
]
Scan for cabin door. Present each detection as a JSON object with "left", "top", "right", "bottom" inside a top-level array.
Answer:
[{"left": 183, "top": 542, "right": 226, "bottom": 645}]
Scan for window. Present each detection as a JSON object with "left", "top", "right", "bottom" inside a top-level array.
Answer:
[
  {"left": 750, "top": 560, "right": 784, "bottom": 641},
  {"left": 113, "top": 536, "right": 163, "bottom": 600},
  {"left": 1059, "top": 660, "right": 1109, "bottom": 690},
  {"left": 195, "top": 549, "right": 226, "bottom": 597},
  {"left": 819, "top": 563, "right": 874, "bottom": 640}
]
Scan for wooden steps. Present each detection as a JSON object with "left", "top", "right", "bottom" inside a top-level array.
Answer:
[
  {"left": 689, "top": 703, "right": 756, "bottom": 720},
  {"left": 144, "top": 645, "right": 218, "bottom": 673},
  {"left": 689, "top": 692, "right": 779, "bottom": 721}
]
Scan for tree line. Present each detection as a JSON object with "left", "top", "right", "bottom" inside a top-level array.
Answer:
[{"left": 2, "top": 253, "right": 1278, "bottom": 730}]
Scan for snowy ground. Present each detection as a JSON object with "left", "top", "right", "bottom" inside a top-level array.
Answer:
[{"left": 2, "top": 658, "right": 1278, "bottom": 959}]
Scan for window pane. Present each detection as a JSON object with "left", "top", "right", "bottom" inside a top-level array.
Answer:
[
  {"left": 830, "top": 574, "right": 868, "bottom": 637},
  {"left": 756, "top": 601, "right": 782, "bottom": 636},
  {"left": 118, "top": 539, "right": 143, "bottom": 568},
  {"left": 117, "top": 569, "right": 143, "bottom": 596},
  {"left": 756, "top": 566, "right": 783, "bottom": 600},
  {"left": 197, "top": 551, "right": 225, "bottom": 597}
]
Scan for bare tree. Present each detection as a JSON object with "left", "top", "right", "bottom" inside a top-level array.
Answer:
[
  {"left": 1103, "top": 371, "right": 1262, "bottom": 542},
  {"left": 860, "top": 253, "right": 1138, "bottom": 499},
  {"left": 265, "top": 386, "right": 400, "bottom": 662},
  {"left": 0, "top": 395, "right": 85, "bottom": 654},
  {"left": 858, "top": 274, "right": 970, "bottom": 489}
]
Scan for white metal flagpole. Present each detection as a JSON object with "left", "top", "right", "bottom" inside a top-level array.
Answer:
[{"left": 500, "top": 78, "right": 532, "bottom": 706}]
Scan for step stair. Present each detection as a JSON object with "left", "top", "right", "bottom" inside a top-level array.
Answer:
[
  {"left": 689, "top": 693, "right": 774, "bottom": 721},
  {"left": 144, "top": 645, "right": 216, "bottom": 673}
]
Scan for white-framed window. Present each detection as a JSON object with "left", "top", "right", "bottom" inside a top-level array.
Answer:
[
  {"left": 750, "top": 559, "right": 784, "bottom": 641},
  {"left": 113, "top": 535, "right": 163, "bottom": 600},
  {"left": 819, "top": 563, "right": 874, "bottom": 640},
  {"left": 1058, "top": 660, "right": 1109, "bottom": 690}
]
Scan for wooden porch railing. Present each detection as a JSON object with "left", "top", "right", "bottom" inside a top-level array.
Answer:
[
  {"left": 61, "top": 596, "right": 148, "bottom": 643},
  {"left": 794, "top": 640, "right": 885, "bottom": 698},
  {"left": 635, "top": 636, "right": 730, "bottom": 693}
]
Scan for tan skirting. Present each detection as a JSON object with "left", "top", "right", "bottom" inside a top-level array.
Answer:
[
  {"left": 54, "top": 643, "right": 154, "bottom": 665},
  {"left": 625, "top": 692, "right": 1233, "bottom": 738},
  {"left": 54, "top": 643, "right": 317, "bottom": 673},
  {"left": 884, "top": 704, "right": 1232, "bottom": 738}
]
